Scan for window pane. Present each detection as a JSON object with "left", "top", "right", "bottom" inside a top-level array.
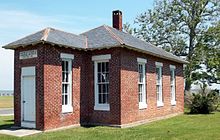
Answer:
[
  {"left": 103, "top": 84, "right": 107, "bottom": 93},
  {"left": 157, "top": 92, "right": 160, "bottom": 101},
  {"left": 170, "top": 70, "right": 172, "bottom": 81},
  {"left": 139, "top": 84, "right": 143, "bottom": 92},
  {"left": 139, "top": 73, "right": 143, "bottom": 83},
  {"left": 102, "top": 73, "right": 108, "bottom": 82},
  {"left": 99, "top": 94, "right": 103, "bottom": 104},
  {"left": 106, "top": 62, "right": 109, "bottom": 72},
  {"left": 106, "top": 94, "right": 109, "bottom": 104},
  {"left": 156, "top": 85, "right": 160, "bottom": 93},
  {"left": 62, "top": 95, "right": 64, "bottom": 105},
  {"left": 98, "top": 63, "right": 101, "bottom": 72},
  {"left": 62, "top": 72, "right": 65, "bottom": 82},
  {"left": 65, "top": 61, "right": 68, "bottom": 71},
  {"left": 98, "top": 94, "right": 101, "bottom": 103},
  {"left": 99, "top": 84, "right": 102, "bottom": 93},
  {"left": 63, "top": 84, "right": 68, "bottom": 93},
  {"left": 65, "top": 95, "right": 68, "bottom": 105},
  {"left": 101, "top": 73, "right": 105, "bottom": 82},
  {"left": 139, "top": 64, "right": 143, "bottom": 73},
  {"left": 106, "top": 84, "right": 109, "bottom": 93},
  {"left": 98, "top": 73, "right": 102, "bottom": 82},
  {"left": 62, "top": 84, "right": 64, "bottom": 93},
  {"left": 65, "top": 72, "right": 68, "bottom": 82},
  {"left": 139, "top": 92, "right": 142, "bottom": 102},
  {"left": 105, "top": 73, "right": 109, "bottom": 82},
  {"left": 156, "top": 68, "right": 160, "bottom": 81},
  {"left": 62, "top": 61, "right": 65, "bottom": 71},
  {"left": 170, "top": 70, "right": 174, "bottom": 82},
  {"left": 102, "top": 62, "right": 105, "bottom": 72},
  {"left": 103, "top": 94, "right": 106, "bottom": 103},
  {"left": 98, "top": 84, "right": 101, "bottom": 93}
]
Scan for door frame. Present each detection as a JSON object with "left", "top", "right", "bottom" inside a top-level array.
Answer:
[{"left": 21, "top": 66, "right": 36, "bottom": 128}]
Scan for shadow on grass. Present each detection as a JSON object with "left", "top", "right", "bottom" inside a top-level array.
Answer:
[
  {"left": 0, "top": 119, "right": 14, "bottom": 130},
  {"left": 0, "top": 124, "right": 14, "bottom": 130},
  {"left": 184, "top": 107, "right": 217, "bottom": 115},
  {"left": 184, "top": 110, "right": 216, "bottom": 115},
  {"left": 216, "top": 108, "right": 220, "bottom": 112}
]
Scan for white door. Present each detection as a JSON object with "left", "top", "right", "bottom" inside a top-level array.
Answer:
[
  {"left": 23, "top": 76, "right": 36, "bottom": 121},
  {"left": 21, "top": 67, "right": 36, "bottom": 128}
]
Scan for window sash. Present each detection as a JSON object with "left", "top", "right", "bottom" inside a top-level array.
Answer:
[
  {"left": 61, "top": 59, "right": 72, "bottom": 109},
  {"left": 170, "top": 69, "right": 176, "bottom": 103},
  {"left": 138, "top": 63, "right": 146, "bottom": 105},
  {"left": 97, "top": 62, "right": 109, "bottom": 105},
  {"left": 92, "top": 55, "right": 111, "bottom": 111},
  {"left": 156, "top": 66, "right": 163, "bottom": 103}
]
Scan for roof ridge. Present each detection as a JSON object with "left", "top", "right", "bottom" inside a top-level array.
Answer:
[
  {"left": 104, "top": 25, "right": 124, "bottom": 45},
  {"left": 41, "top": 28, "right": 51, "bottom": 41},
  {"left": 82, "top": 35, "right": 88, "bottom": 48},
  {"left": 50, "top": 27, "right": 86, "bottom": 41},
  {"left": 80, "top": 25, "right": 106, "bottom": 35}
]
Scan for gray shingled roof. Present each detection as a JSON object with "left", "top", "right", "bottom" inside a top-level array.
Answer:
[
  {"left": 81, "top": 25, "right": 187, "bottom": 63},
  {"left": 3, "top": 25, "right": 187, "bottom": 64},
  {"left": 3, "top": 28, "right": 86, "bottom": 49}
]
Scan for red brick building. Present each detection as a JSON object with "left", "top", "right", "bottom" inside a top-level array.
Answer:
[{"left": 3, "top": 10, "right": 187, "bottom": 131}]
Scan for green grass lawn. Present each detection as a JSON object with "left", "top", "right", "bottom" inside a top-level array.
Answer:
[
  {"left": 0, "top": 96, "right": 13, "bottom": 108},
  {"left": 1, "top": 111, "right": 220, "bottom": 140}
]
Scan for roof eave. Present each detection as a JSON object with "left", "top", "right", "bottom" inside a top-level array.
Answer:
[
  {"left": 2, "top": 40, "right": 44, "bottom": 50},
  {"left": 2, "top": 40, "right": 188, "bottom": 64},
  {"left": 85, "top": 44, "right": 188, "bottom": 64},
  {"left": 122, "top": 45, "right": 188, "bottom": 64},
  {"left": 2, "top": 40, "right": 85, "bottom": 51}
]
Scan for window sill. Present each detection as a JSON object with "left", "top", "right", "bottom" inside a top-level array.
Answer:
[
  {"left": 62, "top": 105, "right": 73, "bottom": 113},
  {"left": 157, "top": 101, "right": 164, "bottom": 107},
  {"left": 94, "top": 104, "right": 110, "bottom": 111},
  {"left": 171, "top": 100, "right": 176, "bottom": 106},
  {"left": 139, "top": 102, "right": 147, "bottom": 109}
]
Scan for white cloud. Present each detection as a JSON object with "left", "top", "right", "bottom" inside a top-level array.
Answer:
[{"left": 0, "top": 9, "right": 108, "bottom": 90}]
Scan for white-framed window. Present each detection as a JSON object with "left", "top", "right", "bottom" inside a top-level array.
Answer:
[
  {"left": 92, "top": 54, "right": 111, "bottom": 111},
  {"left": 170, "top": 65, "right": 176, "bottom": 105},
  {"left": 156, "top": 62, "right": 163, "bottom": 107},
  {"left": 137, "top": 58, "right": 147, "bottom": 109},
  {"left": 61, "top": 53, "right": 74, "bottom": 113}
]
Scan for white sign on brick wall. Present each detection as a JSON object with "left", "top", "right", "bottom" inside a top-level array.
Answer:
[{"left": 19, "top": 50, "right": 37, "bottom": 60}]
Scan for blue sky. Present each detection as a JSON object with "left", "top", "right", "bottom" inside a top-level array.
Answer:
[{"left": 0, "top": 0, "right": 154, "bottom": 90}]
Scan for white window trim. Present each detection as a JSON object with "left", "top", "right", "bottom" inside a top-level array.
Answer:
[
  {"left": 157, "top": 101, "right": 164, "bottom": 107},
  {"left": 155, "top": 62, "right": 163, "bottom": 67},
  {"left": 156, "top": 62, "right": 163, "bottom": 107},
  {"left": 170, "top": 65, "right": 176, "bottom": 106},
  {"left": 137, "top": 58, "right": 147, "bottom": 109},
  {"left": 61, "top": 53, "right": 74, "bottom": 113},
  {"left": 170, "top": 65, "right": 176, "bottom": 69},
  {"left": 92, "top": 54, "right": 111, "bottom": 111},
  {"left": 92, "top": 54, "right": 111, "bottom": 61},
  {"left": 137, "top": 57, "right": 147, "bottom": 63},
  {"left": 171, "top": 100, "right": 177, "bottom": 106}
]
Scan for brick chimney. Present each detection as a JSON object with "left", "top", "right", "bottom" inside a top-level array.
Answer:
[{"left": 112, "top": 10, "right": 122, "bottom": 31}]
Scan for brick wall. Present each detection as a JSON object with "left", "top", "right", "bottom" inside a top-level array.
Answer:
[
  {"left": 120, "top": 48, "right": 184, "bottom": 124},
  {"left": 14, "top": 44, "right": 184, "bottom": 130},
  {"left": 43, "top": 45, "right": 82, "bottom": 130},
  {"left": 14, "top": 44, "right": 44, "bottom": 130},
  {"left": 84, "top": 48, "right": 121, "bottom": 125}
]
